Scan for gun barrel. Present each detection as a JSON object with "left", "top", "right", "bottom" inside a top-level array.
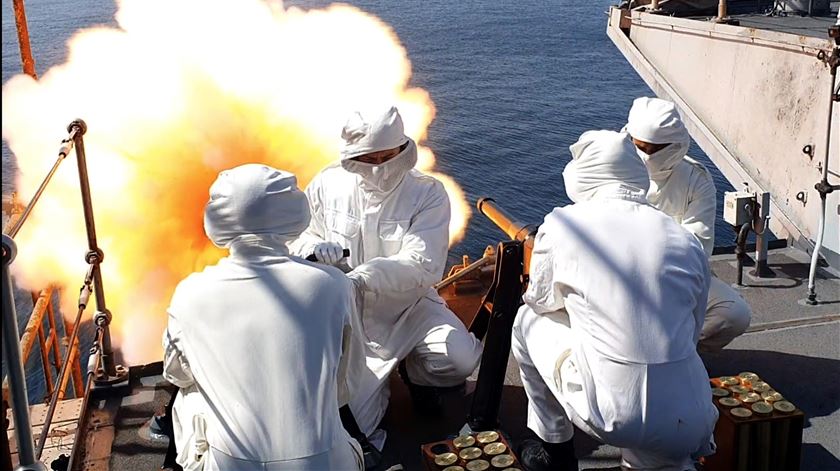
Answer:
[{"left": 476, "top": 197, "right": 537, "bottom": 242}]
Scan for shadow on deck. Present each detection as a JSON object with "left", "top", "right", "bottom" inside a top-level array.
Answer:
[{"left": 73, "top": 246, "right": 840, "bottom": 470}]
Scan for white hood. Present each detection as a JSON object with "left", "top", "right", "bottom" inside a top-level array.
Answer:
[
  {"left": 625, "top": 97, "right": 691, "bottom": 181},
  {"left": 340, "top": 106, "right": 409, "bottom": 161},
  {"left": 203, "top": 164, "right": 310, "bottom": 248},
  {"left": 339, "top": 106, "right": 416, "bottom": 194},
  {"left": 562, "top": 130, "right": 650, "bottom": 203}
]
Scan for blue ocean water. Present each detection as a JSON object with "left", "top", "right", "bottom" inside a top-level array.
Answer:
[
  {"left": 2, "top": 0, "right": 740, "bottom": 398},
  {"left": 2, "top": 0, "right": 739, "bottom": 253}
]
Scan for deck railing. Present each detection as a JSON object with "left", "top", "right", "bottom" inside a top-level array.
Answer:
[{"left": 2, "top": 121, "right": 127, "bottom": 470}]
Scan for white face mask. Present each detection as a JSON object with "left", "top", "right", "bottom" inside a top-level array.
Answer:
[
  {"left": 637, "top": 141, "right": 689, "bottom": 182},
  {"left": 341, "top": 140, "right": 418, "bottom": 194}
]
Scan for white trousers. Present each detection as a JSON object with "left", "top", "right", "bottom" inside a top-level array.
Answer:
[
  {"left": 174, "top": 390, "right": 363, "bottom": 471},
  {"left": 204, "top": 430, "right": 363, "bottom": 471},
  {"left": 350, "top": 295, "right": 483, "bottom": 436},
  {"left": 698, "top": 276, "right": 751, "bottom": 353},
  {"left": 511, "top": 307, "right": 715, "bottom": 471}
]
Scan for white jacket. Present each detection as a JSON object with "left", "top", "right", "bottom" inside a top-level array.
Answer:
[
  {"left": 293, "top": 139, "right": 451, "bottom": 358},
  {"left": 163, "top": 239, "right": 360, "bottom": 463},
  {"left": 626, "top": 97, "right": 716, "bottom": 256},
  {"left": 163, "top": 165, "right": 362, "bottom": 467},
  {"left": 526, "top": 130, "right": 717, "bottom": 450},
  {"left": 647, "top": 155, "right": 717, "bottom": 257}
]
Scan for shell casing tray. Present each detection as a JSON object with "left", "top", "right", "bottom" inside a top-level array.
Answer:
[
  {"left": 704, "top": 373, "right": 805, "bottom": 471},
  {"left": 422, "top": 430, "right": 522, "bottom": 471}
]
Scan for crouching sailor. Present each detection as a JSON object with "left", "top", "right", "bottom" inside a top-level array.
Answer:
[
  {"left": 292, "top": 106, "right": 483, "bottom": 446},
  {"left": 512, "top": 131, "right": 718, "bottom": 471},
  {"left": 625, "top": 97, "right": 751, "bottom": 353},
  {"left": 163, "top": 164, "right": 364, "bottom": 470}
]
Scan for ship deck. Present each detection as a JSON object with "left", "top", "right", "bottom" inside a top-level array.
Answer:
[
  {"left": 706, "top": 2, "right": 838, "bottom": 39},
  {"left": 683, "top": 1, "right": 839, "bottom": 40},
  {"left": 13, "top": 245, "right": 839, "bottom": 470}
]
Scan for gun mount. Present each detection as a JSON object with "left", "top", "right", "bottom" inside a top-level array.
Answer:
[{"left": 435, "top": 198, "right": 538, "bottom": 432}]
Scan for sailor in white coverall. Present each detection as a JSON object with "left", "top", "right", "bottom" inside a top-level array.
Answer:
[
  {"left": 512, "top": 130, "right": 718, "bottom": 471},
  {"left": 626, "top": 97, "right": 752, "bottom": 352},
  {"left": 163, "top": 164, "right": 364, "bottom": 471},
  {"left": 292, "top": 106, "right": 483, "bottom": 440}
]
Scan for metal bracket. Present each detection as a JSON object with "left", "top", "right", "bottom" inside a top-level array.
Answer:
[
  {"left": 815, "top": 180, "right": 839, "bottom": 195},
  {"left": 85, "top": 249, "right": 104, "bottom": 264},
  {"left": 816, "top": 47, "right": 840, "bottom": 71},
  {"left": 467, "top": 240, "right": 524, "bottom": 431},
  {"left": 1, "top": 234, "right": 16, "bottom": 265},
  {"left": 92, "top": 309, "right": 112, "bottom": 327}
]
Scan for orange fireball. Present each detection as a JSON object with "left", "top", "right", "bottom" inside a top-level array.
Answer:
[{"left": 2, "top": 0, "right": 470, "bottom": 363}]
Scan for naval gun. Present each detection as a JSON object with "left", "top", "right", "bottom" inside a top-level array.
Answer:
[{"left": 439, "top": 197, "right": 538, "bottom": 432}]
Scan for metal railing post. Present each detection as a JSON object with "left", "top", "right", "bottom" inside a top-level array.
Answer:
[
  {"left": 68, "top": 120, "right": 126, "bottom": 383},
  {"left": 1, "top": 235, "right": 47, "bottom": 471},
  {"left": 11, "top": 0, "right": 36, "bottom": 79},
  {"left": 807, "top": 43, "right": 840, "bottom": 304},
  {"left": 752, "top": 191, "right": 773, "bottom": 277}
]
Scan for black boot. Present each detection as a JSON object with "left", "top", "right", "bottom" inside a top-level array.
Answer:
[
  {"left": 359, "top": 439, "right": 384, "bottom": 471},
  {"left": 159, "top": 388, "right": 183, "bottom": 471},
  {"left": 397, "top": 360, "right": 443, "bottom": 416},
  {"left": 340, "top": 405, "right": 383, "bottom": 471},
  {"left": 518, "top": 437, "right": 577, "bottom": 471}
]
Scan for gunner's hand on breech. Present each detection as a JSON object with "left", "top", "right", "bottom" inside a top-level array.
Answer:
[{"left": 309, "top": 242, "right": 347, "bottom": 265}]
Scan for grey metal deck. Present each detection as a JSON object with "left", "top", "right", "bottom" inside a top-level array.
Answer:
[
  {"left": 378, "top": 247, "right": 840, "bottom": 470},
  {"left": 79, "top": 246, "right": 839, "bottom": 471},
  {"left": 689, "top": 1, "right": 839, "bottom": 39}
]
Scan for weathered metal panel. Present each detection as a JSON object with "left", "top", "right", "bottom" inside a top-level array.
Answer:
[
  {"left": 608, "top": 8, "right": 839, "bottom": 267},
  {"left": 6, "top": 398, "right": 83, "bottom": 467}
]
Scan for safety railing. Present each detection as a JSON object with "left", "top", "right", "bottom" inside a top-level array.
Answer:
[
  {"left": 2, "top": 121, "right": 127, "bottom": 470},
  {"left": 0, "top": 285, "right": 84, "bottom": 403}
]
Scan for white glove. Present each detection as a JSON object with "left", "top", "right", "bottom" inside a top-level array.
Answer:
[{"left": 313, "top": 242, "right": 345, "bottom": 265}]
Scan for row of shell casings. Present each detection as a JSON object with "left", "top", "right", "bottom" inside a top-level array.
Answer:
[
  {"left": 433, "top": 431, "right": 519, "bottom": 471},
  {"left": 710, "top": 372, "right": 796, "bottom": 419}
]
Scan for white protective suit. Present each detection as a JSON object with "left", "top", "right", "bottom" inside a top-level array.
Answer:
[
  {"left": 626, "top": 97, "right": 751, "bottom": 352},
  {"left": 511, "top": 130, "right": 718, "bottom": 470},
  {"left": 163, "top": 164, "right": 364, "bottom": 471},
  {"left": 292, "top": 107, "right": 483, "bottom": 437}
]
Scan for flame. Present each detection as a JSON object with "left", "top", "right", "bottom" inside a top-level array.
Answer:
[{"left": 2, "top": 0, "right": 470, "bottom": 363}]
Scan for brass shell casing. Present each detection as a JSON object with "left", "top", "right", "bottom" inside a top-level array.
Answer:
[
  {"left": 761, "top": 391, "right": 784, "bottom": 403},
  {"left": 720, "top": 376, "right": 740, "bottom": 386},
  {"left": 483, "top": 442, "right": 507, "bottom": 456},
  {"left": 490, "top": 454, "right": 515, "bottom": 468},
  {"left": 453, "top": 435, "right": 476, "bottom": 449},
  {"left": 739, "top": 392, "right": 761, "bottom": 404},
  {"left": 435, "top": 453, "right": 459, "bottom": 466},
  {"left": 729, "top": 385, "right": 751, "bottom": 395},
  {"left": 466, "top": 459, "right": 491, "bottom": 471},
  {"left": 751, "top": 402, "right": 773, "bottom": 415},
  {"left": 731, "top": 407, "right": 753, "bottom": 418},
  {"left": 719, "top": 397, "right": 741, "bottom": 407},
  {"left": 752, "top": 381, "right": 771, "bottom": 393},
  {"left": 773, "top": 401, "right": 796, "bottom": 413},
  {"left": 459, "top": 447, "right": 482, "bottom": 460},
  {"left": 476, "top": 431, "right": 500, "bottom": 444}
]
